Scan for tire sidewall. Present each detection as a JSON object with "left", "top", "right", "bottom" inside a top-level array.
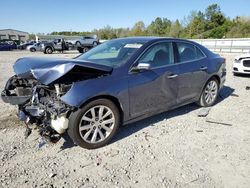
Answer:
[
  {"left": 200, "top": 78, "right": 219, "bottom": 107},
  {"left": 30, "top": 48, "right": 36, "bottom": 52},
  {"left": 46, "top": 47, "right": 52, "bottom": 54},
  {"left": 68, "top": 99, "right": 120, "bottom": 149},
  {"left": 83, "top": 47, "right": 89, "bottom": 53}
]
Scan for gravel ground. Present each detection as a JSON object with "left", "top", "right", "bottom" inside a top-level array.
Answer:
[{"left": 0, "top": 50, "right": 249, "bottom": 188}]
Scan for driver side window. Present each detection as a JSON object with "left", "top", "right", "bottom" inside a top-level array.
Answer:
[{"left": 138, "top": 42, "right": 174, "bottom": 68}]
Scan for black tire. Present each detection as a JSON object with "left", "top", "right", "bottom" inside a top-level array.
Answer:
[
  {"left": 83, "top": 47, "right": 89, "bottom": 53},
  {"left": 78, "top": 48, "right": 83, "bottom": 53},
  {"left": 68, "top": 99, "right": 120, "bottom": 149},
  {"left": 45, "top": 47, "right": 53, "bottom": 54},
  {"left": 30, "top": 48, "right": 36, "bottom": 52},
  {"left": 93, "top": 41, "right": 98, "bottom": 46},
  {"left": 197, "top": 78, "right": 219, "bottom": 107}
]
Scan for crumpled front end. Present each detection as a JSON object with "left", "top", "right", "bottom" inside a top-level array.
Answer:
[
  {"left": 1, "top": 57, "right": 112, "bottom": 142},
  {"left": 1, "top": 75, "right": 74, "bottom": 141}
]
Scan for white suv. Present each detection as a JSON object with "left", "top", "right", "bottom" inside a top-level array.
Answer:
[
  {"left": 75, "top": 36, "right": 99, "bottom": 46},
  {"left": 233, "top": 54, "right": 250, "bottom": 75}
]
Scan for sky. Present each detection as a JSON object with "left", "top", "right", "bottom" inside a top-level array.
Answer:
[{"left": 0, "top": 0, "right": 249, "bottom": 34}]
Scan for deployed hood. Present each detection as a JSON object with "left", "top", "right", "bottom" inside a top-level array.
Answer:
[{"left": 13, "top": 57, "right": 113, "bottom": 85}]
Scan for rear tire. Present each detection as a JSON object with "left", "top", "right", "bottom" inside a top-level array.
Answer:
[
  {"left": 197, "top": 78, "right": 219, "bottom": 107},
  {"left": 45, "top": 47, "right": 53, "bottom": 54},
  {"left": 83, "top": 47, "right": 89, "bottom": 53},
  {"left": 77, "top": 47, "right": 83, "bottom": 53},
  {"left": 68, "top": 99, "right": 120, "bottom": 149}
]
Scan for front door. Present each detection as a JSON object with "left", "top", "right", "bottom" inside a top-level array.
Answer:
[
  {"left": 54, "top": 39, "right": 62, "bottom": 50},
  {"left": 128, "top": 42, "right": 179, "bottom": 118}
]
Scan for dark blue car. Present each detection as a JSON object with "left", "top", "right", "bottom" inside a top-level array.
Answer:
[
  {"left": 0, "top": 42, "right": 17, "bottom": 51},
  {"left": 1, "top": 37, "right": 226, "bottom": 149}
]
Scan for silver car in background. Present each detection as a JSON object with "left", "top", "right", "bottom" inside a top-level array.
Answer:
[
  {"left": 75, "top": 36, "right": 99, "bottom": 46},
  {"left": 27, "top": 42, "right": 43, "bottom": 52}
]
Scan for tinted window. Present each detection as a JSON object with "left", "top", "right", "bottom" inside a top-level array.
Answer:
[
  {"left": 138, "top": 42, "right": 174, "bottom": 68},
  {"left": 176, "top": 42, "right": 205, "bottom": 63}
]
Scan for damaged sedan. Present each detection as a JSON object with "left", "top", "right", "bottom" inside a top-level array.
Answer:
[{"left": 1, "top": 37, "right": 226, "bottom": 149}]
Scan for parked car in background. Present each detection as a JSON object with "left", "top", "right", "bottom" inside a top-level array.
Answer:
[
  {"left": 18, "top": 41, "right": 36, "bottom": 50},
  {"left": 27, "top": 42, "right": 44, "bottom": 52},
  {"left": 233, "top": 54, "right": 250, "bottom": 75},
  {"left": 41, "top": 39, "right": 70, "bottom": 54},
  {"left": 75, "top": 36, "right": 99, "bottom": 46},
  {"left": 0, "top": 42, "right": 17, "bottom": 51},
  {"left": 1, "top": 37, "right": 226, "bottom": 149}
]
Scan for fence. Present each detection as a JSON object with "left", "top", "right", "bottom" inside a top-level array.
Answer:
[{"left": 193, "top": 38, "right": 250, "bottom": 53}]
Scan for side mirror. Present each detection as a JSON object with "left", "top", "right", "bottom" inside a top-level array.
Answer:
[{"left": 131, "top": 63, "right": 150, "bottom": 72}]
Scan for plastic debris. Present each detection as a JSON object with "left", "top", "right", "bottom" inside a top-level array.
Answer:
[
  {"left": 37, "top": 137, "right": 48, "bottom": 149},
  {"left": 206, "top": 119, "right": 232, "bottom": 126},
  {"left": 197, "top": 107, "right": 211, "bottom": 117}
]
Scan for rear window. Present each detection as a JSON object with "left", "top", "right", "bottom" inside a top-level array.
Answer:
[{"left": 176, "top": 42, "right": 205, "bottom": 63}]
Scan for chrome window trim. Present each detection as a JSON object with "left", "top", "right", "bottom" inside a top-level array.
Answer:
[
  {"left": 129, "top": 40, "right": 176, "bottom": 72},
  {"left": 174, "top": 41, "right": 207, "bottom": 64},
  {"left": 129, "top": 40, "right": 207, "bottom": 73}
]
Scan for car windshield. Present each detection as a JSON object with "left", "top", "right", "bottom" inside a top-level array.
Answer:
[{"left": 76, "top": 39, "right": 146, "bottom": 67}]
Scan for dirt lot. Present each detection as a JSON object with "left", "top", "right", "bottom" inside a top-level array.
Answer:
[{"left": 0, "top": 51, "right": 249, "bottom": 188}]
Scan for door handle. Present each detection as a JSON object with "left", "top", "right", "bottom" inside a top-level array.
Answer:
[
  {"left": 167, "top": 74, "right": 178, "bottom": 79},
  {"left": 200, "top": 66, "right": 208, "bottom": 71}
]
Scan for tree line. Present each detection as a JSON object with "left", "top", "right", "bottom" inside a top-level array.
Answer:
[{"left": 49, "top": 4, "right": 250, "bottom": 39}]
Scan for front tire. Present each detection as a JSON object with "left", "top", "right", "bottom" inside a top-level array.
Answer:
[
  {"left": 30, "top": 48, "right": 36, "bottom": 52},
  {"left": 68, "top": 99, "right": 120, "bottom": 149},
  {"left": 197, "top": 78, "right": 219, "bottom": 107}
]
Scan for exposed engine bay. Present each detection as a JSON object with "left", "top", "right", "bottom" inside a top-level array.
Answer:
[
  {"left": 1, "top": 58, "right": 112, "bottom": 143},
  {"left": 2, "top": 75, "right": 73, "bottom": 142}
]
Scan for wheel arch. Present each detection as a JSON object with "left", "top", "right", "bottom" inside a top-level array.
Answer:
[
  {"left": 79, "top": 95, "right": 124, "bottom": 124},
  {"left": 198, "top": 74, "right": 221, "bottom": 100},
  {"left": 211, "top": 74, "right": 221, "bottom": 86}
]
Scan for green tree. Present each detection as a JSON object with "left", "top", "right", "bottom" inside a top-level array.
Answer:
[
  {"left": 169, "top": 20, "right": 183, "bottom": 38},
  {"left": 186, "top": 11, "right": 206, "bottom": 38},
  {"left": 205, "top": 4, "right": 226, "bottom": 30},
  {"left": 130, "top": 21, "right": 146, "bottom": 36},
  {"left": 147, "top": 17, "right": 171, "bottom": 36}
]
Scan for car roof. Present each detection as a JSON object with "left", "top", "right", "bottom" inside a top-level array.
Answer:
[{"left": 110, "top": 36, "right": 198, "bottom": 44}]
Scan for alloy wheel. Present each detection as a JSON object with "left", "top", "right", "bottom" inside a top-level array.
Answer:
[
  {"left": 204, "top": 80, "right": 218, "bottom": 105},
  {"left": 79, "top": 105, "right": 115, "bottom": 144}
]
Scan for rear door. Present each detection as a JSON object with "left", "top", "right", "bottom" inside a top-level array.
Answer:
[
  {"left": 128, "top": 42, "right": 179, "bottom": 118},
  {"left": 174, "top": 42, "right": 208, "bottom": 104}
]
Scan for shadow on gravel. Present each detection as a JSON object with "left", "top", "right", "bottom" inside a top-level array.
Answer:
[
  {"left": 218, "top": 85, "right": 235, "bottom": 102},
  {"left": 60, "top": 133, "right": 77, "bottom": 151},
  {"left": 111, "top": 85, "right": 235, "bottom": 145}
]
